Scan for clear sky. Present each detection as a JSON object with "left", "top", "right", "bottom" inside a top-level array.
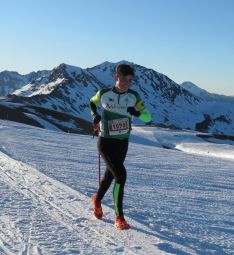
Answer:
[{"left": 0, "top": 0, "right": 233, "bottom": 95}]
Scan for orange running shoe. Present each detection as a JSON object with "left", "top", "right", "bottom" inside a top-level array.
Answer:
[
  {"left": 114, "top": 216, "right": 130, "bottom": 230},
  {"left": 92, "top": 195, "right": 103, "bottom": 219}
]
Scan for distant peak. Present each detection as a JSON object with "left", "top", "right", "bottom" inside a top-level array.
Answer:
[
  {"left": 0, "top": 70, "right": 20, "bottom": 76},
  {"left": 96, "top": 60, "right": 134, "bottom": 67},
  {"left": 58, "top": 63, "right": 79, "bottom": 69},
  {"left": 115, "top": 60, "right": 134, "bottom": 65},
  {"left": 54, "top": 63, "right": 83, "bottom": 74},
  {"left": 181, "top": 81, "right": 209, "bottom": 94}
]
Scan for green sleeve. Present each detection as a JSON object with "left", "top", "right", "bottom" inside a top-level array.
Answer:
[
  {"left": 134, "top": 92, "right": 151, "bottom": 123},
  {"left": 139, "top": 109, "right": 151, "bottom": 123},
  {"left": 90, "top": 90, "right": 101, "bottom": 105},
  {"left": 90, "top": 90, "right": 101, "bottom": 116}
]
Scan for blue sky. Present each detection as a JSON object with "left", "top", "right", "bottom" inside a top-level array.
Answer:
[{"left": 0, "top": 0, "right": 233, "bottom": 95}]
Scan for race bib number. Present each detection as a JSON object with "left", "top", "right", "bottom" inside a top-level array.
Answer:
[{"left": 108, "top": 118, "right": 129, "bottom": 136}]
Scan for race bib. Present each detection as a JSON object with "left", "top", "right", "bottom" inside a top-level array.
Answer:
[{"left": 108, "top": 118, "right": 129, "bottom": 136}]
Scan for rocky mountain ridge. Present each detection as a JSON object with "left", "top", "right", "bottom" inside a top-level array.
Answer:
[
  {"left": 0, "top": 70, "right": 51, "bottom": 96},
  {"left": 0, "top": 61, "right": 233, "bottom": 135}
]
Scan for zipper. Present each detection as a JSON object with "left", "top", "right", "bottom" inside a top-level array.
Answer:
[{"left": 118, "top": 94, "right": 121, "bottom": 104}]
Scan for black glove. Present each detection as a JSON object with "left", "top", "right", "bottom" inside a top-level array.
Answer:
[
  {"left": 93, "top": 114, "right": 101, "bottom": 125},
  {"left": 92, "top": 114, "right": 101, "bottom": 137},
  {"left": 127, "top": 107, "right": 140, "bottom": 117}
]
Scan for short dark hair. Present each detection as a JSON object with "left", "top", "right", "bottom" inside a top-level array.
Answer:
[{"left": 115, "top": 64, "right": 134, "bottom": 76}]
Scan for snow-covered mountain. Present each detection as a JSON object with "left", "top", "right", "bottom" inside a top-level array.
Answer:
[
  {"left": 181, "top": 81, "right": 234, "bottom": 103},
  {"left": 1, "top": 61, "right": 234, "bottom": 135},
  {"left": 0, "top": 70, "right": 51, "bottom": 96},
  {"left": 0, "top": 100, "right": 93, "bottom": 135}
]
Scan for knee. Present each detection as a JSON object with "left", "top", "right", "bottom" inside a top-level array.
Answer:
[{"left": 115, "top": 169, "right": 127, "bottom": 184}]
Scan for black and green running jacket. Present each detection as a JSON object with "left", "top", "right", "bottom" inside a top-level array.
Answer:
[{"left": 90, "top": 87, "right": 151, "bottom": 139}]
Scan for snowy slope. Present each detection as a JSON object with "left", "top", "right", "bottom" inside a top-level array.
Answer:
[
  {"left": 0, "top": 70, "right": 51, "bottom": 97},
  {"left": 0, "top": 100, "right": 93, "bottom": 135},
  {"left": 0, "top": 120, "right": 234, "bottom": 254},
  {"left": 5, "top": 61, "right": 233, "bottom": 135},
  {"left": 181, "top": 81, "right": 234, "bottom": 103}
]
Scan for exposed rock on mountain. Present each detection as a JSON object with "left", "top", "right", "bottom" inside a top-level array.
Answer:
[{"left": 1, "top": 61, "right": 233, "bottom": 135}]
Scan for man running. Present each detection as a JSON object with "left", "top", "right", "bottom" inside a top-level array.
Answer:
[{"left": 90, "top": 64, "right": 151, "bottom": 230}]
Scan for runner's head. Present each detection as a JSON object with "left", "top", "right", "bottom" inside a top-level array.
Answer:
[
  {"left": 115, "top": 64, "right": 134, "bottom": 77},
  {"left": 115, "top": 64, "right": 134, "bottom": 93}
]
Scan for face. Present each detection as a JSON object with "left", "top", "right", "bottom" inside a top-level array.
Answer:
[{"left": 115, "top": 74, "right": 133, "bottom": 93}]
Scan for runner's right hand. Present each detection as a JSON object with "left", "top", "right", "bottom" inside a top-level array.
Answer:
[{"left": 93, "top": 114, "right": 101, "bottom": 125}]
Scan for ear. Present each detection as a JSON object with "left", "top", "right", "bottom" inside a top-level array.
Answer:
[{"left": 114, "top": 75, "right": 118, "bottom": 82}]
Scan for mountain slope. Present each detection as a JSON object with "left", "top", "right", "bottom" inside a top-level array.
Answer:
[
  {"left": 0, "top": 120, "right": 234, "bottom": 254},
  {"left": 0, "top": 100, "right": 92, "bottom": 134},
  {"left": 9, "top": 62, "right": 204, "bottom": 127},
  {"left": 181, "top": 81, "right": 234, "bottom": 103},
  {"left": 1, "top": 61, "right": 234, "bottom": 135},
  {"left": 0, "top": 70, "right": 51, "bottom": 96}
]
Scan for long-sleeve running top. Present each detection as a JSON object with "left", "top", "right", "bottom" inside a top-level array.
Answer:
[{"left": 90, "top": 87, "right": 151, "bottom": 139}]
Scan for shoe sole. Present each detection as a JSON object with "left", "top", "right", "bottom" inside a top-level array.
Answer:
[
  {"left": 94, "top": 213, "right": 103, "bottom": 220},
  {"left": 115, "top": 224, "right": 130, "bottom": 230},
  {"left": 92, "top": 196, "right": 103, "bottom": 219}
]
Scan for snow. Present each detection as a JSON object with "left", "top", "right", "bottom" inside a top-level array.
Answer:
[
  {"left": 181, "top": 81, "right": 234, "bottom": 104},
  {"left": 131, "top": 127, "right": 234, "bottom": 160},
  {"left": 12, "top": 83, "right": 35, "bottom": 97},
  {"left": 13, "top": 78, "right": 65, "bottom": 97},
  {"left": 0, "top": 120, "right": 234, "bottom": 254},
  {"left": 24, "top": 113, "right": 61, "bottom": 131}
]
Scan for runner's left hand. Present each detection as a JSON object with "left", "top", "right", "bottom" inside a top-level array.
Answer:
[{"left": 127, "top": 107, "right": 140, "bottom": 117}]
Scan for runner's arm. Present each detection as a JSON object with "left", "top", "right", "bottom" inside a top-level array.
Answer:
[
  {"left": 135, "top": 100, "right": 151, "bottom": 123},
  {"left": 90, "top": 91, "right": 101, "bottom": 116}
]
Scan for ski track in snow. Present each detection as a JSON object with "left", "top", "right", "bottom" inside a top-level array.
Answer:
[
  {"left": 0, "top": 149, "right": 168, "bottom": 255},
  {"left": 0, "top": 121, "right": 234, "bottom": 254}
]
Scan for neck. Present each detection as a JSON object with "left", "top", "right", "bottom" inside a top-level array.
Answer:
[{"left": 114, "top": 85, "right": 127, "bottom": 93}]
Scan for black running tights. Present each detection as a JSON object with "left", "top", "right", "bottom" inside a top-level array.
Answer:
[{"left": 96, "top": 137, "right": 128, "bottom": 216}]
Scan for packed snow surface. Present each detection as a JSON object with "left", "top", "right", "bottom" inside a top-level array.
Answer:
[{"left": 0, "top": 120, "right": 233, "bottom": 255}]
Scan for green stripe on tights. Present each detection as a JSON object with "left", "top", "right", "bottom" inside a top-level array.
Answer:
[{"left": 113, "top": 183, "right": 120, "bottom": 216}]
